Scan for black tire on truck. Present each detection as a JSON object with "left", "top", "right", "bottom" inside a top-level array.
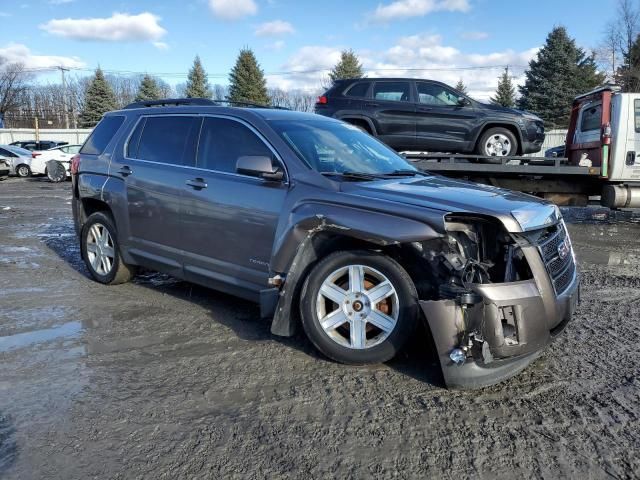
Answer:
[
  {"left": 299, "top": 250, "right": 418, "bottom": 364},
  {"left": 47, "top": 160, "right": 67, "bottom": 183},
  {"left": 476, "top": 127, "right": 518, "bottom": 157}
]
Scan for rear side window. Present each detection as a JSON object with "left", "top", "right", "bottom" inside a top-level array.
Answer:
[
  {"left": 345, "top": 82, "right": 371, "bottom": 98},
  {"left": 136, "top": 116, "right": 200, "bottom": 166},
  {"left": 373, "top": 82, "right": 411, "bottom": 102},
  {"left": 80, "top": 115, "right": 125, "bottom": 155},
  {"left": 635, "top": 100, "right": 640, "bottom": 133},
  {"left": 580, "top": 104, "right": 602, "bottom": 132},
  {"left": 197, "top": 117, "right": 273, "bottom": 173}
]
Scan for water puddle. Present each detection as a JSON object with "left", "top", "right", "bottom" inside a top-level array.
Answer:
[{"left": 0, "top": 321, "right": 82, "bottom": 352}]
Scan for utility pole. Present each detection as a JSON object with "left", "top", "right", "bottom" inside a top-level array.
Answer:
[
  {"left": 34, "top": 116, "right": 39, "bottom": 141},
  {"left": 59, "top": 66, "right": 70, "bottom": 129}
]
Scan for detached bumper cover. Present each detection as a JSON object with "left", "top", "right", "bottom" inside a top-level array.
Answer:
[{"left": 421, "top": 273, "right": 579, "bottom": 389}]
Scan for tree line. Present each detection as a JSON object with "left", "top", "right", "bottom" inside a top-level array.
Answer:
[{"left": 0, "top": 17, "right": 630, "bottom": 130}]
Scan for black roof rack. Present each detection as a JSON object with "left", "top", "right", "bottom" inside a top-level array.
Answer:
[
  {"left": 123, "top": 97, "right": 290, "bottom": 110},
  {"left": 124, "top": 98, "right": 217, "bottom": 109}
]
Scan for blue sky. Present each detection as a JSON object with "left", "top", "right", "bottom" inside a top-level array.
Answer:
[{"left": 0, "top": 0, "right": 617, "bottom": 99}]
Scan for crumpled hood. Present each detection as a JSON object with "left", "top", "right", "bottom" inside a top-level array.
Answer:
[{"left": 341, "top": 175, "right": 557, "bottom": 232}]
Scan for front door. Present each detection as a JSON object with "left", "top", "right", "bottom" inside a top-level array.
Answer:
[
  {"left": 180, "top": 116, "right": 288, "bottom": 300},
  {"left": 414, "top": 81, "right": 476, "bottom": 152},
  {"left": 113, "top": 114, "right": 200, "bottom": 276}
]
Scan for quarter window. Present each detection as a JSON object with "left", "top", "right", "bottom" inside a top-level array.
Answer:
[
  {"left": 417, "top": 82, "right": 460, "bottom": 106},
  {"left": 580, "top": 104, "right": 602, "bottom": 132},
  {"left": 136, "top": 116, "right": 200, "bottom": 166},
  {"left": 345, "top": 82, "right": 371, "bottom": 98},
  {"left": 80, "top": 115, "right": 125, "bottom": 155},
  {"left": 373, "top": 82, "right": 411, "bottom": 102},
  {"left": 197, "top": 117, "right": 273, "bottom": 174}
]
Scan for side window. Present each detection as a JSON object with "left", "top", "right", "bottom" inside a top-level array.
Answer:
[
  {"left": 136, "top": 116, "right": 199, "bottom": 166},
  {"left": 580, "top": 104, "right": 602, "bottom": 132},
  {"left": 59, "top": 146, "right": 69, "bottom": 153},
  {"left": 634, "top": 100, "right": 640, "bottom": 133},
  {"left": 345, "top": 82, "right": 371, "bottom": 98},
  {"left": 68, "top": 145, "right": 81, "bottom": 154},
  {"left": 0, "top": 148, "right": 13, "bottom": 157},
  {"left": 417, "top": 82, "right": 460, "bottom": 106},
  {"left": 80, "top": 115, "right": 125, "bottom": 155},
  {"left": 373, "top": 82, "right": 411, "bottom": 102},
  {"left": 197, "top": 117, "right": 273, "bottom": 174}
]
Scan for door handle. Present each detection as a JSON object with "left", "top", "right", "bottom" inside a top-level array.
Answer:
[
  {"left": 186, "top": 178, "right": 208, "bottom": 189},
  {"left": 118, "top": 166, "right": 133, "bottom": 176},
  {"left": 418, "top": 107, "right": 433, "bottom": 112},
  {"left": 365, "top": 102, "right": 379, "bottom": 107}
]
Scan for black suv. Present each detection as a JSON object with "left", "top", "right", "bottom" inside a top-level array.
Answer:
[
  {"left": 71, "top": 98, "right": 577, "bottom": 388},
  {"left": 315, "top": 78, "right": 545, "bottom": 156}
]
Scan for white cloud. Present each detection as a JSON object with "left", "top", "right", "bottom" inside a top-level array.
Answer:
[
  {"left": 0, "top": 43, "right": 85, "bottom": 70},
  {"left": 153, "top": 41, "right": 169, "bottom": 50},
  {"left": 208, "top": 0, "right": 257, "bottom": 20},
  {"left": 461, "top": 30, "right": 489, "bottom": 40},
  {"left": 255, "top": 20, "right": 294, "bottom": 37},
  {"left": 48, "top": 0, "right": 75, "bottom": 5},
  {"left": 39, "top": 12, "right": 167, "bottom": 42},
  {"left": 369, "top": 0, "right": 470, "bottom": 22},
  {"left": 267, "top": 34, "right": 538, "bottom": 100}
]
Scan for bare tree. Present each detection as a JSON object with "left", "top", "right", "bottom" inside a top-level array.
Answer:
[
  {"left": 0, "top": 62, "right": 31, "bottom": 116},
  {"left": 597, "top": 21, "right": 621, "bottom": 81}
]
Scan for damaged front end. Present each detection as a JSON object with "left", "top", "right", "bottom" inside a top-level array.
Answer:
[{"left": 416, "top": 214, "right": 579, "bottom": 389}]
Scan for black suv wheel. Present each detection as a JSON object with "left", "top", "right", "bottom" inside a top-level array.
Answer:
[
  {"left": 477, "top": 127, "right": 518, "bottom": 157},
  {"left": 300, "top": 250, "right": 418, "bottom": 364}
]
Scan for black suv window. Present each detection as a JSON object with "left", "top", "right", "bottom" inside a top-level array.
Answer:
[
  {"left": 136, "top": 116, "right": 199, "bottom": 166},
  {"left": 81, "top": 115, "right": 125, "bottom": 155},
  {"left": 417, "top": 82, "right": 460, "bottom": 106},
  {"left": 373, "top": 82, "right": 410, "bottom": 102},
  {"left": 345, "top": 82, "right": 371, "bottom": 98},
  {"left": 197, "top": 117, "right": 273, "bottom": 174}
]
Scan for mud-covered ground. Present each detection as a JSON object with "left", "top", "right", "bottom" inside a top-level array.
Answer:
[{"left": 1, "top": 177, "right": 639, "bottom": 479}]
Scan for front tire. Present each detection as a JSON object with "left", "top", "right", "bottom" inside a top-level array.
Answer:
[
  {"left": 80, "top": 212, "right": 135, "bottom": 285},
  {"left": 16, "top": 164, "right": 31, "bottom": 177},
  {"left": 476, "top": 127, "right": 518, "bottom": 157},
  {"left": 300, "top": 250, "right": 418, "bottom": 364}
]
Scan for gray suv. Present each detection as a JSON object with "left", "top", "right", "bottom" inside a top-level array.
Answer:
[{"left": 71, "top": 99, "right": 579, "bottom": 388}]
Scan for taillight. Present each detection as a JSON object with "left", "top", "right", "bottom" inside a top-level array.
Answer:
[
  {"left": 32, "top": 152, "right": 41, "bottom": 158},
  {"left": 602, "top": 122, "right": 612, "bottom": 144},
  {"left": 70, "top": 154, "right": 81, "bottom": 175},
  {"left": 317, "top": 96, "right": 328, "bottom": 104}
]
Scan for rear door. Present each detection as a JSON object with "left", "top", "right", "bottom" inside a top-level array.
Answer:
[
  {"left": 180, "top": 115, "right": 288, "bottom": 300},
  {"left": 414, "top": 81, "right": 477, "bottom": 152},
  {"left": 621, "top": 96, "right": 640, "bottom": 180},
  {"left": 370, "top": 81, "right": 415, "bottom": 150},
  {"left": 112, "top": 115, "right": 201, "bottom": 276}
]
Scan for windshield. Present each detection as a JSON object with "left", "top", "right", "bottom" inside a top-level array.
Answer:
[
  {"left": 5, "top": 145, "right": 31, "bottom": 156},
  {"left": 269, "top": 119, "right": 416, "bottom": 175}
]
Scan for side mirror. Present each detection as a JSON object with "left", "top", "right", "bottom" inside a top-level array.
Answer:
[
  {"left": 457, "top": 96, "right": 470, "bottom": 107},
  {"left": 236, "top": 155, "right": 284, "bottom": 181}
]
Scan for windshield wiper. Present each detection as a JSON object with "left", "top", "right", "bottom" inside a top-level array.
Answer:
[
  {"left": 382, "top": 169, "right": 422, "bottom": 177},
  {"left": 320, "top": 171, "right": 380, "bottom": 181}
]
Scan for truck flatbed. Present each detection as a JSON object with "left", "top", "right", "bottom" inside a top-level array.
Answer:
[{"left": 404, "top": 153, "right": 601, "bottom": 177}]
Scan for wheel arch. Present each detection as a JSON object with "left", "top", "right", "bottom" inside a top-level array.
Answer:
[
  {"left": 474, "top": 122, "right": 524, "bottom": 155},
  {"left": 338, "top": 115, "right": 377, "bottom": 135}
]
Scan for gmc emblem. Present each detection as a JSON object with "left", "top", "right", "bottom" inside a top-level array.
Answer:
[{"left": 557, "top": 240, "right": 571, "bottom": 260}]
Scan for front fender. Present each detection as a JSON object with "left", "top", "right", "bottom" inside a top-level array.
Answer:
[{"left": 268, "top": 201, "right": 443, "bottom": 337}]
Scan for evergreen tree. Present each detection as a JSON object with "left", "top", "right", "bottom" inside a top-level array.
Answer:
[
  {"left": 518, "top": 26, "right": 605, "bottom": 128},
  {"left": 185, "top": 56, "right": 212, "bottom": 98},
  {"left": 616, "top": 33, "right": 640, "bottom": 92},
  {"left": 329, "top": 50, "right": 364, "bottom": 84},
  {"left": 228, "top": 48, "right": 270, "bottom": 105},
  {"left": 455, "top": 79, "right": 468, "bottom": 95},
  {"left": 135, "top": 74, "right": 162, "bottom": 102},
  {"left": 491, "top": 67, "right": 516, "bottom": 108},
  {"left": 79, "top": 67, "right": 117, "bottom": 128}
]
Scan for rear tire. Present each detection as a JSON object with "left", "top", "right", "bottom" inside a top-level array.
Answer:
[
  {"left": 300, "top": 250, "right": 418, "bottom": 364},
  {"left": 80, "top": 212, "right": 135, "bottom": 285},
  {"left": 476, "top": 127, "right": 518, "bottom": 157},
  {"left": 47, "top": 161, "right": 67, "bottom": 183}
]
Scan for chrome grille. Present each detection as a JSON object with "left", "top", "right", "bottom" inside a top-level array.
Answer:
[{"left": 531, "top": 221, "right": 576, "bottom": 295}]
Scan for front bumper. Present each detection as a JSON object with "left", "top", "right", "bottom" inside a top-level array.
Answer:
[
  {"left": 421, "top": 265, "right": 579, "bottom": 389},
  {"left": 520, "top": 121, "right": 545, "bottom": 154}
]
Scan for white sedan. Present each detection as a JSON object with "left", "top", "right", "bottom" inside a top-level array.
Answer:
[{"left": 31, "top": 144, "right": 82, "bottom": 181}]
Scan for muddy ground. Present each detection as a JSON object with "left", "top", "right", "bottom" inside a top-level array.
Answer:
[{"left": 0, "top": 177, "right": 639, "bottom": 479}]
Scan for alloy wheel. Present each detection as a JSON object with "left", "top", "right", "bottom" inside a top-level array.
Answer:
[
  {"left": 484, "top": 133, "right": 512, "bottom": 156},
  {"left": 315, "top": 264, "right": 399, "bottom": 349},
  {"left": 86, "top": 223, "right": 115, "bottom": 276}
]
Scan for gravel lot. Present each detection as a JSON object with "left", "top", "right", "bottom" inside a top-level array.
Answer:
[{"left": 1, "top": 177, "right": 639, "bottom": 479}]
